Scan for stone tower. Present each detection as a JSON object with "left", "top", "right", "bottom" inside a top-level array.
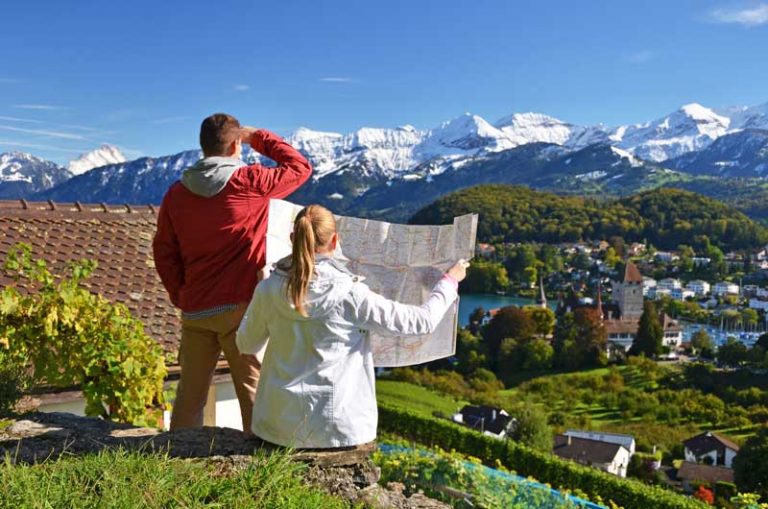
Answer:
[{"left": 612, "top": 261, "right": 643, "bottom": 320}]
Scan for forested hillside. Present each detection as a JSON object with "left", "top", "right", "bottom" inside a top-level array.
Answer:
[{"left": 410, "top": 185, "right": 768, "bottom": 251}]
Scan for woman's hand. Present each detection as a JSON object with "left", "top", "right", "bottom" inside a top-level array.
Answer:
[{"left": 447, "top": 259, "right": 470, "bottom": 283}]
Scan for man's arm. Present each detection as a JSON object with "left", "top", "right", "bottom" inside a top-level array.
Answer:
[
  {"left": 241, "top": 128, "right": 313, "bottom": 198},
  {"left": 152, "top": 196, "right": 184, "bottom": 307}
]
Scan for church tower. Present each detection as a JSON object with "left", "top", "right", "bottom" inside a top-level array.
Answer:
[{"left": 612, "top": 261, "right": 643, "bottom": 320}]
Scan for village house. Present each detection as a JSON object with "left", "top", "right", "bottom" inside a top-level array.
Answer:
[
  {"left": 692, "top": 256, "right": 712, "bottom": 267},
  {"left": 657, "top": 278, "right": 682, "bottom": 293},
  {"left": 0, "top": 200, "right": 245, "bottom": 430},
  {"left": 685, "top": 280, "right": 711, "bottom": 298},
  {"left": 670, "top": 288, "right": 695, "bottom": 301},
  {"left": 452, "top": 405, "right": 515, "bottom": 439},
  {"left": 553, "top": 434, "right": 631, "bottom": 478},
  {"left": 627, "top": 242, "right": 646, "bottom": 257},
  {"left": 683, "top": 432, "right": 740, "bottom": 469},
  {"left": 564, "top": 430, "right": 636, "bottom": 456},
  {"left": 713, "top": 282, "right": 740, "bottom": 297},
  {"left": 676, "top": 462, "right": 735, "bottom": 493},
  {"left": 655, "top": 251, "right": 679, "bottom": 263},
  {"left": 642, "top": 277, "right": 657, "bottom": 297},
  {"left": 475, "top": 243, "right": 496, "bottom": 260}
]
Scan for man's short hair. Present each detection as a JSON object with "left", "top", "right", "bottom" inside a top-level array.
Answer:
[{"left": 199, "top": 113, "right": 241, "bottom": 157}]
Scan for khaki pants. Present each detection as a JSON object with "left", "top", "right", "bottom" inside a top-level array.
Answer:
[{"left": 170, "top": 305, "right": 260, "bottom": 431}]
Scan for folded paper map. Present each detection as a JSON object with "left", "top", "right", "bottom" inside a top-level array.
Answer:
[{"left": 265, "top": 199, "right": 478, "bottom": 367}]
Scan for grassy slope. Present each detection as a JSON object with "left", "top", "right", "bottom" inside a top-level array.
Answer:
[
  {"left": 499, "top": 365, "right": 757, "bottom": 448},
  {"left": 0, "top": 449, "right": 351, "bottom": 509},
  {"left": 376, "top": 379, "right": 465, "bottom": 418}
]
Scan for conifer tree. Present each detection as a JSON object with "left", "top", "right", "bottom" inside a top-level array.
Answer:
[{"left": 630, "top": 300, "right": 663, "bottom": 358}]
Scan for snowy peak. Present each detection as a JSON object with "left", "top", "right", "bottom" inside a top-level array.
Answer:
[
  {"left": 672, "top": 103, "right": 730, "bottom": 137},
  {"left": 67, "top": 144, "right": 126, "bottom": 176},
  {"left": 0, "top": 151, "right": 72, "bottom": 197},
  {"left": 495, "top": 112, "right": 577, "bottom": 147},
  {"left": 726, "top": 102, "right": 768, "bottom": 130},
  {"left": 614, "top": 103, "right": 731, "bottom": 162},
  {"left": 428, "top": 113, "right": 510, "bottom": 150}
]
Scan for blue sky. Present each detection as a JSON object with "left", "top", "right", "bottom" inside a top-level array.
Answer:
[{"left": 1, "top": 0, "right": 767, "bottom": 163}]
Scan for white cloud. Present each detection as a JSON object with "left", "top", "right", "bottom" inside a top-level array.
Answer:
[
  {"left": 0, "top": 139, "right": 88, "bottom": 154},
  {"left": 319, "top": 77, "right": 356, "bottom": 83},
  {"left": 0, "top": 125, "right": 86, "bottom": 140},
  {"left": 234, "top": 84, "right": 250, "bottom": 91},
  {"left": 12, "top": 104, "right": 66, "bottom": 110},
  {"left": 0, "top": 115, "right": 103, "bottom": 133},
  {"left": 709, "top": 4, "right": 768, "bottom": 26}
]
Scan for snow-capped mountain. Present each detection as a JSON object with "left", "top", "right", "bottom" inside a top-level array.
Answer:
[
  {"left": 5, "top": 98, "right": 768, "bottom": 217},
  {"left": 720, "top": 102, "right": 768, "bottom": 131},
  {"left": 67, "top": 144, "right": 126, "bottom": 176},
  {"left": 40, "top": 150, "right": 201, "bottom": 205},
  {"left": 612, "top": 103, "right": 731, "bottom": 162},
  {"left": 494, "top": 112, "right": 609, "bottom": 149},
  {"left": 0, "top": 152, "right": 72, "bottom": 199},
  {"left": 671, "top": 129, "right": 768, "bottom": 177}
]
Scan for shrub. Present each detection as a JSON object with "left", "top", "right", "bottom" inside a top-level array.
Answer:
[
  {"left": 0, "top": 244, "right": 166, "bottom": 425},
  {"left": 0, "top": 363, "right": 26, "bottom": 416}
]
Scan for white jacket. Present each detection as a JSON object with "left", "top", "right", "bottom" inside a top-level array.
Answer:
[{"left": 235, "top": 255, "right": 458, "bottom": 448}]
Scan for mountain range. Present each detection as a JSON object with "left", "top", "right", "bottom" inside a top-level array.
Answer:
[{"left": 1, "top": 101, "right": 767, "bottom": 222}]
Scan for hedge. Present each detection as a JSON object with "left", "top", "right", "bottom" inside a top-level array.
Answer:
[{"left": 378, "top": 403, "right": 709, "bottom": 509}]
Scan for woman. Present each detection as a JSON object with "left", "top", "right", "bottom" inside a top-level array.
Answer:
[{"left": 236, "top": 204, "right": 468, "bottom": 448}]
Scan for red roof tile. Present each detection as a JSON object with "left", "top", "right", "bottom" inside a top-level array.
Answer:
[
  {"left": 0, "top": 200, "right": 180, "bottom": 355},
  {"left": 624, "top": 261, "right": 643, "bottom": 284}
]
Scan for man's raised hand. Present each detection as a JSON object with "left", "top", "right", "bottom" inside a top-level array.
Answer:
[{"left": 240, "top": 126, "right": 259, "bottom": 145}]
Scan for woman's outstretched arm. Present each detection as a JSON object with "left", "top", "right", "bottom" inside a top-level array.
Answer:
[{"left": 350, "top": 260, "right": 468, "bottom": 336}]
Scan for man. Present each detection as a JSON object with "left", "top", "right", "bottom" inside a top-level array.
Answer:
[{"left": 153, "top": 113, "right": 312, "bottom": 430}]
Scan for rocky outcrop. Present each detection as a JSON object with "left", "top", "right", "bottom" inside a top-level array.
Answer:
[{"left": 0, "top": 412, "right": 448, "bottom": 508}]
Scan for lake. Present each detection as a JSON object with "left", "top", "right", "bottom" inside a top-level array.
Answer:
[
  {"left": 459, "top": 294, "right": 761, "bottom": 347},
  {"left": 458, "top": 293, "right": 555, "bottom": 326}
]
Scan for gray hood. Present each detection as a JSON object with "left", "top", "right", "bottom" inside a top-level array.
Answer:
[
  {"left": 271, "top": 255, "right": 364, "bottom": 320},
  {"left": 181, "top": 156, "right": 245, "bottom": 197}
]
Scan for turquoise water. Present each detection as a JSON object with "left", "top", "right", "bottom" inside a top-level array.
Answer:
[{"left": 458, "top": 293, "right": 555, "bottom": 326}]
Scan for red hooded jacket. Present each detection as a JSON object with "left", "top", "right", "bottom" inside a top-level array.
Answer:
[{"left": 152, "top": 129, "right": 312, "bottom": 313}]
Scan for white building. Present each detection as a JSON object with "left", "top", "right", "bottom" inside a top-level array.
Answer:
[
  {"left": 713, "top": 282, "right": 740, "bottom": 297},
  {"left": 554, "top": 435, "right": 631, "bottom": 478},
  {"left": 564, "top": 430, "right": 636, "bottom": 456},
  {"left": 642, "top": 277, "right": 657, "bottom": 297},
  {"left": 685, "top": 280, "right": 711, "bottom": 298},
  {"left": 657, "top": 278, "right": 682, "bottom": 292},
  {"left": 692, "top": 257, "right": 712, "bottom": 267},
  {"left": 683, "top": 432, "right": 739, "bottom": 469},
  {"left": 749, "top": 299, "right": 768, "bottom": 311},
  {"left": 671, "top": 288, "right": 696, "bottom": 301},
  {"left": 655, "top": 251, "right": 679, "bottom": 263}
]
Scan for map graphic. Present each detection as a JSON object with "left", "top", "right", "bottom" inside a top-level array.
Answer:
[{"left": 266, "top": 199, "right": 478, "bottom": 367}]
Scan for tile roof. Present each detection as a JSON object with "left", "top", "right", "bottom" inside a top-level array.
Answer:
[
  {"left": 0, "top": 200, "right": 180, "bottom": 354},
  {"left": 623, "top": 261, "right": 643, "bottom": 284},
  {"left": 676, "top": 461, "right": 735, "bottom": 484},
  {"left": 553, "top": 434, "right": 625, "bottom": 465},
  {"left": 683, "top": 432, "right": 740, "bottom": 456}
]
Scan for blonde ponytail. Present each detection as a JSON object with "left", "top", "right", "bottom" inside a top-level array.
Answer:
[{"left": 287, "top": 205, "right": 336, "bottom": 316}]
